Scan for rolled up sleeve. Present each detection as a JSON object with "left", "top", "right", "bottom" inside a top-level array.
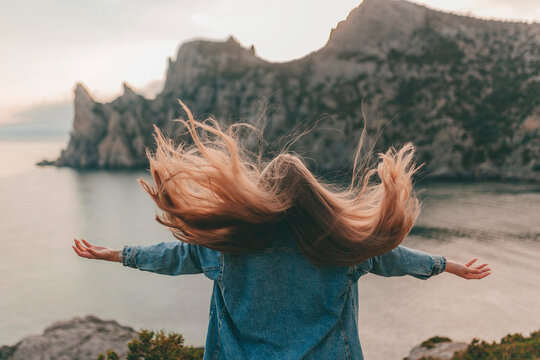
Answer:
[
  {"left": 357, "top": 245, "right": 446, "bottom": 280},
  {"left": 122, "top": 241, "right": 203, "bottom": 276}
]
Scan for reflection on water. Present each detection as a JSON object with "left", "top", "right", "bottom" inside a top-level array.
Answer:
[{"left": 1, "top": 140, "right": 539, "bottom": 360}]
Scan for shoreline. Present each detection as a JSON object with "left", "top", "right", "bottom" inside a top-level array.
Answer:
[{"left": 35, "top": 158, "right": 540, "bottom": 184}]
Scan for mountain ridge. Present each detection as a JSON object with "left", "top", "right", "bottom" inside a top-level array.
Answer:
[{"left": 42, "top": 0, "right": 540, "bottom": 181}]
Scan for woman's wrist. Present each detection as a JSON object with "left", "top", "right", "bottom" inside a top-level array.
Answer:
[
  {"left": 110, "top": 249, "right": 122, "bottom": 262},
  {"left": 444, "top": 260, "right": 457, "bottom": 274}
]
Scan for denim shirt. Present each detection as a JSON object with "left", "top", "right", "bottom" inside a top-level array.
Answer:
[{"left": 122, "top": 226, "right": 446, "bottom": 360}]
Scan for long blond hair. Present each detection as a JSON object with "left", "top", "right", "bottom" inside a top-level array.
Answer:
[{"left": 138, "top": 102, "right": 421, "bottom": 266}]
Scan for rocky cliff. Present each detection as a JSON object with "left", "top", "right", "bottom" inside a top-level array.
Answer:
[
  {"left": 0, "top": 316, "right": 137, "bottom": 360},
  {"left": 46, "top": 0, "right": 540, "bottom": 180}
]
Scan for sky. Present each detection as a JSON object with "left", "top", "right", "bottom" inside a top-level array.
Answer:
[{"left": 1, "top": 0, "right": 539, "bottom": 124}]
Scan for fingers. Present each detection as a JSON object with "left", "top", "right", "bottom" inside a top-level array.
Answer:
[
  {"left": 466, "top": 271, "right": 491, "bottom": 280},
  {"left": 81, "top": 239, "right": 93, "bottom": 248},
  {"left": 73, "top": 238, "right": 98, "bottom": 259},
  {"left": 72, "top": 244, "right": 97, "bottom": 259},
  {"left": 74, "top": 238, "right": 85, "bottom": 252},
  {"left": 72, "top": 244, "right": 82, "bottom": 257},
  {"left": 463, "top": 263, "right": 492, "bottom": 279},
  {"left": 74, "top": 238, "right": 94, "bottom": 252},
  {"left": 465, "top": 258, "right": 478, "bottom": 267},
  {"left": 466, "top": 266, "right": 491, "bottom": 275}
]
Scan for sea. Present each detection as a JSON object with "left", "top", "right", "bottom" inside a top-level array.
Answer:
[{"left": 0, "top": 138, "right": 539, "bottom": 360}]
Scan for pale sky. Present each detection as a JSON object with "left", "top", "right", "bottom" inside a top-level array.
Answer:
[{"left": 1, "top": 0, "right": 539, "bottom": 124}]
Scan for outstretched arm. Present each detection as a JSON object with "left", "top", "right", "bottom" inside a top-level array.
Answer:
[
  {"left": 363, "top": 245, "right": 447, "bottom": 280},
  {"left": 354, "top": 245, "right": 491, "bottom": 281},
  {"left": 72, "top": 238, "right": 204, "bottom": 276}
]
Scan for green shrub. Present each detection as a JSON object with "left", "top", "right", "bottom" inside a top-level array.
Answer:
[
  {"left": 417, "top": 328, "right": 540, "bottom": 360},
  {"left": 452, "top": 329, "right": 540, "bottom": 360},
  {"left": 98, "top": 329, "right": 204, "bottom": 360},
  {"left": 421, "top": 336, "right": 452, "bottom": 349}
]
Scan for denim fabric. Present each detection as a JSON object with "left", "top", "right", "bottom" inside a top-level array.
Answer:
[{"left": 123, "top": 225, "right": 446, "bottom": 360}]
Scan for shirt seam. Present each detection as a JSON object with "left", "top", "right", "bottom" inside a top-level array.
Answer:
[
  {"left": 217, "top": 252, "right": 224, "bottom": 281},
  {"left": 213, "top": 283, "right": 227, "bottom": 360},
  {"left": 339, "top": 273, "right": 353, "bottom": 359},
  {"left": 348, "top": 268, "right": 358, "bottom": 316},
  {"left": 339, "top": 318, "right": 352, "bottom": 360},
  {"left": 211, "top": 347, "right": 220, "bottom": 360}
]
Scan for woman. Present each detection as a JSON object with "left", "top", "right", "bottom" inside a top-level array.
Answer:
[{"left": 72, "top": 103, "right": 490, "bottom": 360}]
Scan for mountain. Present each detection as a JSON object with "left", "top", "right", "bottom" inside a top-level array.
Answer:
[{"left": 44, "top": 0, "right": 540, "bottom": 180}]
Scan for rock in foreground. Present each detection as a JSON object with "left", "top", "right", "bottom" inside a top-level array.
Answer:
[
  {"left": 407, "top": 340, "right": 467, "bottom": 359},
  {"left": 0, "top": 315, "right": 137, "bottom": 360}
]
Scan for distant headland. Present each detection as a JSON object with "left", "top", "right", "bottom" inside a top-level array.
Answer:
[{"left": 39, "top": 0, "right": 540, "bottom": 181}]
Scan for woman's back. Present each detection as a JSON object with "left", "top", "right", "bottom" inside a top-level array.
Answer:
[{"left": 209, "top": 222, "right": 361, "bottom": 359}]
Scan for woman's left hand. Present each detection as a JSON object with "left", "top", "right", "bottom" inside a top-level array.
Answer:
[{"left": 445, "top": 258, "right": 491, "bottom": 280}]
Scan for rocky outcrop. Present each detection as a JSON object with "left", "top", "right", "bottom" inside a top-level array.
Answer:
[
  {"left": 45, "top": 0, "right": 540, "bottom": 180},
  {"left": 0, "top": 315, "right": 137, "bottom": 360},
  {"left": 406, "top": 340, "right": 467, "bottom": 359},
  {"left": 53, "top": 83, "right": 151, "bottom": 168}
]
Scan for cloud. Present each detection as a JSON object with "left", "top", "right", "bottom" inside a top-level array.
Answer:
[{"left": 1, "top": 0, "right": 539, "bottom": 121}]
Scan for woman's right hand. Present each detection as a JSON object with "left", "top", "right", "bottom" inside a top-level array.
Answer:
[
  {"left": 72, "top": 238, "right": 121, "bottom": 262},
  {"left": 445, "top": 258, "right": 491, "bottom": 280}
]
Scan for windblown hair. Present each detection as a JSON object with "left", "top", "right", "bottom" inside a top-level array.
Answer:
[{"left": 139, "top": 102, "right": 421, "bottom": 267}]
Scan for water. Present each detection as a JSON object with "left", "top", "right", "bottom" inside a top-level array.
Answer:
[{"left": 1, "top": 140, "right": 539, "bottom": 360}]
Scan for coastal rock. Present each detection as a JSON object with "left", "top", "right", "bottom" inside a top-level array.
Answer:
[
  {"left": 46, "top": 0, "right": 540, "bottom": 181},
  {"left": 407, "top": 341, "right": 468, "bottom": 359},
  {"left": 0, "top": 315, "right": 137, "bottom": 360}
]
